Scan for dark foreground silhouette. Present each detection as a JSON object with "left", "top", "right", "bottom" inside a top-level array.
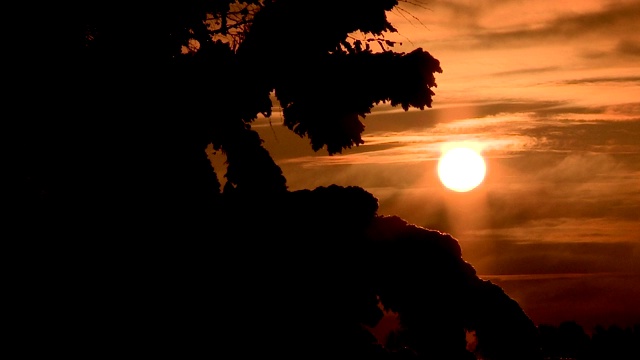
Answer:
[
  {"left": 11, "top": 1, "right": 544, "bottom": 358},
  {"left": 538, "top": 321, "right": 640, "bottom": 360},
  {"left": 14, "top": 183, "right": 542, "bottom": 359}
]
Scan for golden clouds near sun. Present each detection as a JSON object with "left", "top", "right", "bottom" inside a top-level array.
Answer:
[{"left": 438, "top": 147, "right": 486, "bottom": 192}]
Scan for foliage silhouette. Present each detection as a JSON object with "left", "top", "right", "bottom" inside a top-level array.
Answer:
[
  {"left": 13, "top": 1, "right": 541, "bottom": 359},
  {"left": 538, "top": 321, "right": 640, "bottom": 360}
]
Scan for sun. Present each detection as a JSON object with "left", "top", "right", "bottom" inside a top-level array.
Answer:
[{"left": 437, "top": 147, "right": 486, "bottom": 192}]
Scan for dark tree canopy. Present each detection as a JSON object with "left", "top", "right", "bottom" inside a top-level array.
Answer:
[
  {"left": 62, "top": 0, "right": 441, "bottom": 194},
  {"left": 10, "top": 1, "right": 541, "bottom": 359}
]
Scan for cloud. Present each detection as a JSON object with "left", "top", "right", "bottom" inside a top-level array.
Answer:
[
  {"left": 272, "top": 109, "right": 640, "bottom": 173},
  {"left": 518, "top": 118, "right": 640, "bottom": 153},
  {"left": 470, "top": 1, "right": 640, "bottom": 48},
  {"left": 561, "top": 76, "right": 640, "bottom": 85},
  {"left": 485, "top": 272, "right": 640, "bottom": 333},
  {"left": 251, "top": 106, "right": 640, "bottom": 251},
  {"left": 472, "top": 150, "right": 640, "bottom": 232},
  {"left": 388, "top": 0, "right": 640, "bottom": 50},
  {"left": 615, "top": 39, "right": 640, "bottom": 57},
  {"left": 580, "top": 40, "right": 640, "bottom": 61},
  {"left": 489, "top": 66, "right": 559, "bottom": 77},
  {"left": 462, "top": 239, "right": 640, "bottom": 275}
]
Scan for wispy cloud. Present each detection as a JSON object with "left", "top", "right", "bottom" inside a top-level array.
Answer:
[
  {"left": 615, "top": 39, "right": 640, "bottom": 57},
  {"left": 391, "top": 0, "right": 640, "bottom": 48},
  {"left": 473, "top": 1, "right": 640, "bottom": 46},
  {"left": 561, "top": 76, "right": 640, "bottom": 85},
  {"left": 486, "top": 272, "right": 640, "bottom": 331}
]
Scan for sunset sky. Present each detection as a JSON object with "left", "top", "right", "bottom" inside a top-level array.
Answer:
[{"left": 212, "top": 0, "right": 640, "bottom": 332}]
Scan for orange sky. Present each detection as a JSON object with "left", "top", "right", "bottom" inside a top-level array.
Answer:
[{"left": 212, "top": 0, "right": 640, "bottom": 332}]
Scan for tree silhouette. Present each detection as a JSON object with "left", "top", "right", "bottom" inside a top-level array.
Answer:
[
  {"left": 538, "top": 321, "right": 591, "bottom": 360},
  {"left": 537, "top": 322, "right": 640, "bottom": 360},
  {"left": 12, "top": 1, "right": 542, "bottom": 359},
  {"left": 18, "top": 0, "right": 441, "bottom": 206}
]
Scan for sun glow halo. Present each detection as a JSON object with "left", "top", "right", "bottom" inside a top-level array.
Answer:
[{"left": 437, "top": 147, "right": 486, "bottom": 192}]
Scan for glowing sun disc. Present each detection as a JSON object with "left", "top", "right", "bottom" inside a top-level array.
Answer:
[{"left": 438, "top": 147, "right": 486, "bottom": 192}]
